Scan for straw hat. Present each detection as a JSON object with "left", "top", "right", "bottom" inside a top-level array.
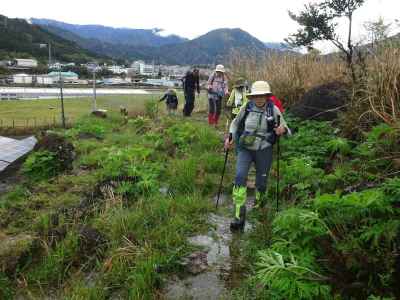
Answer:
[
  {"left": 215, "top": 64, "right": 225, "bottom": 73},
  {"left": 247, "top": 81, "right": 272, "bottom": 97}
]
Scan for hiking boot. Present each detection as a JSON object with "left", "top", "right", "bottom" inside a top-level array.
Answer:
[
  {"left": 230, "top": 205, "right": 246, "bottom": 231},
  {"left": 230, "top": 186, "right": 247, "bottom": 231}
]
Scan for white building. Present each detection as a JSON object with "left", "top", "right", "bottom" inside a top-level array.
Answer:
[
  {"left": 146, "top": 78, "right": 182, "bottom": 87},
  {"left": 141, "top": 64, "right": 155, "bottom": 76},
  {"left": 13, "top": 74, "right": 33, "bottom": 84},
  {"left": 131, "top": 60, "right": 145, "bottom": 74},
  {"left": 130, "top": 60, "right": 157, "bottom": 76},
  {"left": 35, "top": 75, "right": 54, "bottom": 85},
  {"left": 103, "top": 78, "right": 130, "bottom": 85},
  {"left": 107, "top": 65, "right": 127, "bottom": 74},
  {"left": 48, "top": 71, "right": 79, "bottom": 83},
  {"left": 12, "top": 59, "right": 38, "bottom": 68}
]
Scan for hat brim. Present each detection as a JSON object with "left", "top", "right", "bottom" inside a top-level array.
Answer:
[
  {"left": 215, "top": 69, "right": 225, "bottom": 73},
  {"left": 247, "top": 91, "right": 272, "bottom": 97}
]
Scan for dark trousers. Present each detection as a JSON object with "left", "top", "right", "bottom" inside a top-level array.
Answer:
[
  {"left": 183, "top": 92, "right": 195, "bottom": 116},
  {"left": 208, "top": 96, "right": 222, "bottom": 125},
  {"left": 235, "top": 146, "right": 273, "bottom": 193},
  {"left": 208, "top": 96, "right": 222, "bottom": 116}
]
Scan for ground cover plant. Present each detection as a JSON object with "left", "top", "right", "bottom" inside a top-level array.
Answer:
[
  {"left": 0, "top": 110, "right": 224, "bottom": 299},
  {"left": 0, "top": 92, "right": 209, "bottom": 130},
  {"left": 235, "top": 116, "right": 400, "bottom": 300}
]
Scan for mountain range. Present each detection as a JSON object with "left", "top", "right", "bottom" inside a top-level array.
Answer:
[
  {"left": 0, "top": 15, "right": 288, "bottom": 66},
  {"left": 30, "top": 18, "right": 286, "bottom": 65},
  {"left": 0, "top": 15, "right": 103, "bottom": 64}
]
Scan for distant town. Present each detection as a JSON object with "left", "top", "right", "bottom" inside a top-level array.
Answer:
[{"left": 0, "top": 57, "right": 214, "bottom": 89}]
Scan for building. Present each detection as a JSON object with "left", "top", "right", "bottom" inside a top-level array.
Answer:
[
  {"left": 145, "top": 78, "right": 182, "bottom": 88},
  {"left": 131, "top": 60, "right": 145, "bottom": 74},
  {"left": 12, "top": 59, "right": 38, "bottom": 68},
  {"left": 0, "top": 60, "right": 10, "bottom": 67},
  {"left": 35, "top": 75, "right": 54, "bottom": 85},
  {"left": 130, "top": 60, "right": 158, "bottom": 76},
  {"left": 141, "top": 64, "right": 155, "bottom": 76},
  {"left": 107, "top": 65, "right": 127, "bottom": 74},
  {"left": 48, "top": 71, "right": 79, "bottom": 83},
  {"left": 12, "top": 74, "right": 33, "bottom": 84},
  {"left": 103, "top": 78, "right": 130, "bottom": 85}
]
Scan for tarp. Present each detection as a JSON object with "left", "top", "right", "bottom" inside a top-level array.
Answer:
[{"left": 0, "top": 136, "right": 37, "bottom": 172}]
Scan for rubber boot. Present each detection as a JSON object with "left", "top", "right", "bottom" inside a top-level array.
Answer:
[
  {"left": 214, "top": 114, "right": 219, "bottom": 125},
  {"left": 230, "top": 186, "right": 247, "bottom": 231},
  {"left": 230, "top": 205, "right": 246, "bottom": 231},
  {"left": 254, "top": 190, "right": 267, "bottom": 209},
  {"left": 208, "top": 113, "right": 214, "bottom": 125}
]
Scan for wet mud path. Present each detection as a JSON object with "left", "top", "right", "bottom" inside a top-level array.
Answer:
[{"left": 164, "top": 195, "right": 255, "bottom": 300}]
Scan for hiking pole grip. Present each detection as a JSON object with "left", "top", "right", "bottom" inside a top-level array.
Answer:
[{"left": 276, "top": 115, "right": 281, "bottom": 212}]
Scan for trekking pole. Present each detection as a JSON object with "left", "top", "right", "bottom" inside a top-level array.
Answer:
[
  {"left": 216, "top": 120, "right": 231, "bottom": 209},
  {"left": 276, "top": 115, "right": 281, "bottom": 212},
  {"left": 216, "top": 147, "right": 229, "bottom": 209}
]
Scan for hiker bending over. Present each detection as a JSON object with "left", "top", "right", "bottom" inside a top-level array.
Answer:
[
  {"left": 225, "top": 81, "right": 289, "bottom": 231},
  {"left": 227, "top": 78, "right": 248, "bottom": 120},
  {"left": 159, "top": 88, "right": 179, "bottom": 116},
  {"left": 182, "top": 69, "right": 200, "bottom": 117},
  {"left": 207, "top": 64, "right": 229, "bottom": 126}
]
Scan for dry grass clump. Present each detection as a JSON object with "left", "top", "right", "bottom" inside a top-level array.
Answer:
[
  {"left": 229, "top": 45, "right": 400, "bottom": 131},
  {"left": 229, "top": 51, "right": 347, "bottom": 106},
  {"left": 358, "top": 46, "right": 400, "bottom": 127}
]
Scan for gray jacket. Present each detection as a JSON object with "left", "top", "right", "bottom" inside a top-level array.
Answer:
[{"left": 229, "top": 102, "right": 288, "bottom": 151}]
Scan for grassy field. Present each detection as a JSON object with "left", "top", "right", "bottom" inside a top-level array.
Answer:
[{"left": 0, "top": 92, "right": 208, "bottom": 128}]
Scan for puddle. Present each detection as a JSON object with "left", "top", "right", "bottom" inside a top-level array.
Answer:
[{"left": 164, "top": 196, "right": 254, "bottom": 300}]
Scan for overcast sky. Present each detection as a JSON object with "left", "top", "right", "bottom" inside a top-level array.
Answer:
[{"left": 3, "top": 0, "right": 399, "bottom": 52}]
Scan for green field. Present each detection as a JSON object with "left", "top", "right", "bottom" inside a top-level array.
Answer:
[{"left": 0, "top": 92, "right": 208, "bottom": 128}]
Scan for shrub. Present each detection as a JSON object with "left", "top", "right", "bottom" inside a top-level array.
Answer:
[{"left": 22, "top": 151, "right": 59, "bottom": 180}]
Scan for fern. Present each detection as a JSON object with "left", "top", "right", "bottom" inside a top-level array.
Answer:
[{"left": 256, "top": 250, "right": 331, "bottom": 300}]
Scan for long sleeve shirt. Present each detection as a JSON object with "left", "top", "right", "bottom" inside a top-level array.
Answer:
[
  {"left": 207, "top": 73, "right": 228, "bottom": 98},
  {"left": 183, "top": 72, "right": 200, "bottom": 94},
  {"left": 227, "top": 88, "right": 248, "bottom": 115}
]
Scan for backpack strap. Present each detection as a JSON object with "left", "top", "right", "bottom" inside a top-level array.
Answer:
[{"left": 236, "top": 101, "right": 253, "bottom": 138}]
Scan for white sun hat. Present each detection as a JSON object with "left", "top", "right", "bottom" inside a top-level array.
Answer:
[
  {"left": 215, "top": 64, "right": 225, "bottom": 73},
  {"left": 247, "top": 81, "right": 272, "bottom": 97}
]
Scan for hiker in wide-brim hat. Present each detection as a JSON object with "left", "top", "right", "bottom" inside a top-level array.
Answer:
[
  {"left": 207, "top": 64, "right": 229, "bottom": 126},
  {"left": 225, "top": 80, "right": 289, "bottom": 231},
  {"left": 227, "top": 78, "right": 249, "bottom": 120}
]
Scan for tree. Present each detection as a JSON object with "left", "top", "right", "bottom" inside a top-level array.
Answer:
[
  {"left": 286, "top": 0, "right": 366, "bottom": 82},
  {"left": 364, "top": 17, "right": 391, "bottom": 47}
]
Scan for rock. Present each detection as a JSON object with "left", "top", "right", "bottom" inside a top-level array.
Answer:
[
  {"left": 91, "top": 109, "right": 108, "bottom": 118},
  {"left": 0, "top": 234, "right": 35, "bottom": 273},
  {"left": 78, "top": 226, "right": 107, "bottom": 258},
  {"left": 159, "top": 186, "right": 169, "bottom": 195},
  {"left": 290, "top": 81, "right": 350, "bottom": 121},
  {"left": 180, "top": 251, "right": 208, "bottom": 275}
]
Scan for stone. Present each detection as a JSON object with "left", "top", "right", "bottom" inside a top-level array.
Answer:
[
  {"left": 91, "top": 109, "right": 108, "bottom": 118},
  {"left": 0, "top": 234, "right": 35, "bottom": 273}
]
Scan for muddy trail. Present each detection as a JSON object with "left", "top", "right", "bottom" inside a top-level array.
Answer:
[{"left": 164, "top": 194, "right": 255, "bottom": 300}]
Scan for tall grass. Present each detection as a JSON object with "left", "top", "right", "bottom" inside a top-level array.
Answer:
[
  {"left": 359, "top": 45, "right": 400, "bottom": 127},
  {"left": 229, "top": 52, "right": 347, "bottom": 106},
  {"left": 229, "top": 45, "right": 400, "bottom": 129}
]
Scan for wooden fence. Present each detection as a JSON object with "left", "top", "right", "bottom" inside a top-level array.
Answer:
[{"left": 0, "top": 117, "right": 75, "bottom": 130}]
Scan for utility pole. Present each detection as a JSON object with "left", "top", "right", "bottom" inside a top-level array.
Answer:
[
  {"left": 92, "top": 70, "right": 97, "bottom": 111},
  {"left": 59, "top": 68, "right": 66, "bottom": 128},
  {"left": 48, "top": 43, "right": 52, "bottom": 67}
]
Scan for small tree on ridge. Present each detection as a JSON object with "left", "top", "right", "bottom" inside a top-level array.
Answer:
[{"left": 286, "top": 0, "right": 366, "bottom": 82}]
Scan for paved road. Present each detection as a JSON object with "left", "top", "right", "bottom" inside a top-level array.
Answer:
[{"left": 0, "top": 87, "right": 150, "bottom": 99}]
